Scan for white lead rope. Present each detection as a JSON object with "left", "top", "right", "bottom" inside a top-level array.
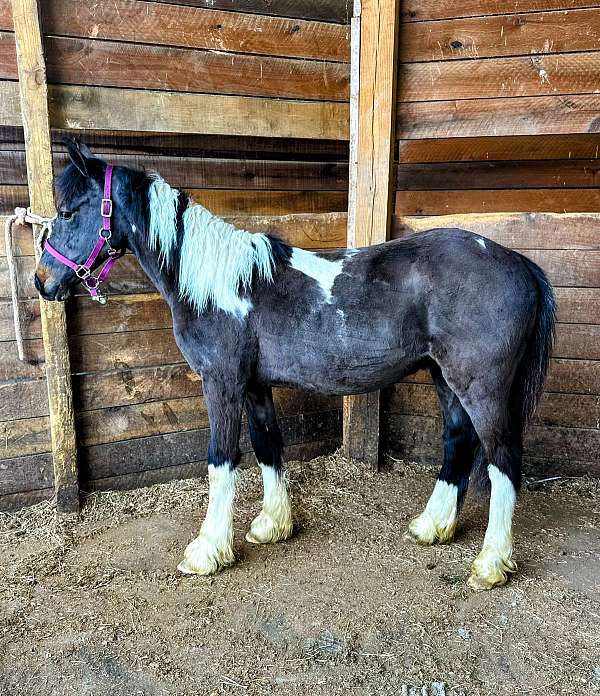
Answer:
[{"left": 4, "top": 207, "right": 55, "bottom": 362}]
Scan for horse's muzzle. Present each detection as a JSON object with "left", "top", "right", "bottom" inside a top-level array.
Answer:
[{"left": 34, "top": 273, "right": 70, "bottom": 301}]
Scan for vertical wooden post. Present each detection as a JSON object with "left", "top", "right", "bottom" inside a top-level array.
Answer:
[
  {"left": 11, "top": 0, "right": 79, "bottom": 514},
  {"left": 343, "top": 0, "right": 400, "bottom": 469}
]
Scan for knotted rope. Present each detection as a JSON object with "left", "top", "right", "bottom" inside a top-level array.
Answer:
[{"left": 4, "top": 207, "right": 55, "bottom": 362}]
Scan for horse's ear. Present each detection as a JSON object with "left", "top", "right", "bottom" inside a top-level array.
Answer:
[{"left": 64, "top": 137, "right": 94, "bottom": 177}]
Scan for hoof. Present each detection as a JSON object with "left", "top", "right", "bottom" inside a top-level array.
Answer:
[
  {"left": 246, "top": 510, "right": 293, "bottom": 545},
  {"left": 405, "top": 512, "right": 456, "bottom": 546},
  {"left": 177, "top": 533, "right": 234, "bottom": 576},
  {"left": 467, "top": 548, "right": 517, "bottom": 591}
]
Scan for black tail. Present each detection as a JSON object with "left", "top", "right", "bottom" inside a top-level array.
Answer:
[{"left": 510, "top": 255, "right": 557, "bottom": 431}]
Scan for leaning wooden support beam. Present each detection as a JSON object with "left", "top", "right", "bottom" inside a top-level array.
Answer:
[
  {"left": 343, "top": 0, "right": 401, "bottom": 470},
  {"left": 11, "top": 0, "right": 79, "bottom": 513}
]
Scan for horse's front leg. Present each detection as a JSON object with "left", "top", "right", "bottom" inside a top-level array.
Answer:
[
  {"left": 244, "top": 386, "right": 293, "bottom": 545},
  {"left": 177, "top": 375, "right": 244, "bottom": 576}
]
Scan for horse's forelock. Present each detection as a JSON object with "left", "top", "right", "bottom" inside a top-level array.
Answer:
[{"left": 56, "top": 162, "right": 90, "bottom": 207}]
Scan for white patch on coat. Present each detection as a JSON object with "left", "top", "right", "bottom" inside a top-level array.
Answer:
[
  {"left": 468, "top": 465, "right": 518, "bottom": 590},
  {"left": 289, "top": 248, "right": 343, "bottom": 302},
  {"left": 407, "top": 479, "right": 458, "bottom": 544},
  {"left": 177, "top": 463, "right": 237, "bottom": 575},
  {"left": 148, "top": 177, "right": 274, "bottom": 319},
  {"left": 476, "top": 237, "right": 486, "bottom": 249},
  {"left": 246, "top": 464, "right": 293, "bottom": 544}
]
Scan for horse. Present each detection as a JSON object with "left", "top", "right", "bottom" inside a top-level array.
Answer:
[{"left": 34, "top": 139, "right": 555, "bottom": 590}]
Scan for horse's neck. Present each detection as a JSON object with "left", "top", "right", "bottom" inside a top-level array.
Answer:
[{"left": 127, "top": 223, "right": 179, "bottom": 305}]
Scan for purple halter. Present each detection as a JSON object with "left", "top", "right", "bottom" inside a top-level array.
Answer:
[{"left": 44, "top": 164, "right": 124, "bottom": 304}]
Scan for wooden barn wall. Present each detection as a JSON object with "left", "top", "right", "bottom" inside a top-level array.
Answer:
[
  {"left": 0, "top": 0, "right": 351, "bottom": 509},
  {"left": 386, "top": 1, "right": 600, "bottom": 476}
]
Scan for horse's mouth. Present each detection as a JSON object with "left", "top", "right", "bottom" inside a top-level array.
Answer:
[{"left": 34, "top": 274, "right": 71, "bottom": 302}]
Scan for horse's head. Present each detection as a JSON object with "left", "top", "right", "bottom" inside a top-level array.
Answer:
[{"left": 34, "top": 138, "right": 141, "bottom": 301}]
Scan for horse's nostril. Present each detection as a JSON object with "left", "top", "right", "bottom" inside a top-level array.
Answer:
[{"left": 34, "top": 274, "right": 43, "bottom": 293}]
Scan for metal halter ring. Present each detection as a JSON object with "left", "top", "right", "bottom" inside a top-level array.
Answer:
[
  {"left": 83, "top": 276, "right": 99, "bottom": 288},
  {"left": 75, "top": 265, "right": 91, "bottom": 280}
]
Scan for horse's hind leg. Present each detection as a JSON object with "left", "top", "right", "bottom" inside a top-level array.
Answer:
[
  {"left": 467, "top": 419, "right": 520, "bottom": 591},
  {"left": 244, "top": 386, "right": 293, "bottom": 544},
  {"left": 177, "top": 375, "right": 244, "bottom": 576},
  {"left": 444, "top": 383, "right": 521, "bottom": 590},
  {"left": 406, "top": 369, "right": 479, "bottom": 545}
]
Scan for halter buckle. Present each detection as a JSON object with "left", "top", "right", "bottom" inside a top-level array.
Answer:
[{"left": 101, "top": 198, "right": 113, "bottom": 217}]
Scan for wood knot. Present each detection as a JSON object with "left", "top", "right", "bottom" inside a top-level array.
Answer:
[{"left": 450, "top": 40, "right": 463, "bottom": 49}]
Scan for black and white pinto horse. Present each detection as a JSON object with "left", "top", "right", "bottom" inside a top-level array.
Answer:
[{"left": 35, "top": 141, "right": 555, "bottom": 590}]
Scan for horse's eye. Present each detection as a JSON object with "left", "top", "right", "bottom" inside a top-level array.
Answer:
[{"left": 59, "top": 211, "right": 75, "bottom": 221}]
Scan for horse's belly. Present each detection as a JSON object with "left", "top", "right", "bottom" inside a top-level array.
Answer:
[{"left": 261, "top": 340, "right": 420, "bottom": 395}]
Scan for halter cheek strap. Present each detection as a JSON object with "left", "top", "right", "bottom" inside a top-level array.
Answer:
[{"left": 43, "top": 164, "right": 124, "bottom": 304}]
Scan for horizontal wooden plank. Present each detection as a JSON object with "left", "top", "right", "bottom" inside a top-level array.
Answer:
[
  {"left": 0, "top": 150, "right": 349, "bottom": 190},
  {"left": 400, "top": 8, "right": 600, "bottom": 63},
  {"left": 0, "top": 438, "right": 339, "bottom": 506},
  {"left": 140, "top": 0, "right": 350, "bottom": 24},
  {"left": 395, "top": 189, "right": 600, "bottom": 215},
  {"left": 0, "top": 80, "right": 350, "bottom": 139},
  {"left": 0, "top": 355, "right": 340, "bottom": 422},
  {"left": 0, "top": 397, "right": 336, "bottom": 459},
  {"left": 84, "top": 439, "right": 338, "bottom": 495},
  {"left": 0, "top": 487, "right": 54, "bottom": 511},
  {"left": 0, "top": 339, "right": 44, "bottom": 380},
  {"left": 0, "top": 406, "right": 342, "bottom": 496},
  {"left": 397, "top": 94, "right": 600, "bottom": 139},
  {"left": 0, "top": 0, "right": 351, "bottom": 26},
  {"left": 403, "top": 358, "right": 600, "bottom": 396},
  {"left": 1, "top": 125, "right": 350, "bottom": 161},
  {"left": 226, "top": 211, "right": 348, "bottom": 246},
  {"left": 520, "top": 249, "right": 600, "bottom": 288},
  {"left": 0, "top": 451, "right": 53, "bottom": 497},
  {"left": 387, "top": 382, "right": 600, "bottom": 429},
  {"left": 398, "top": 135, "right": 600, "bottom": 163},
  {"left": 192, "top": 190, "right": 349, "bottom": 215},
  {"left": 0, "top": 211, "right": 348, "bottom": 258},
  {"left": 399, "top": 51, "right": 600, "bottom": 103},
  {"left": 34, "top": 0, "right": 350, "bottom": 63},
  {"left": 0, "top": 185, "right": 348, "bottom": 216},
  {"left": 0, "top": 255, "right": 154, "bottom": 299},
  {"left": 75, "top": 362, "right": 339, "bottom": 417},
  {"left": 554, "top": 288, "right": 600, "bottom": 324},
  {"left": 400, "top": 1, "right": 598, "bottom": 23},
  {"left": 0, "top": 213, "right": 347, "bottom": 300},
  {"left": 0, "top": 295, "right": 167, "bottom": 342},
  {"left": 70, "top": 328, "right": 182, "bottom": 374},
  {"left": 0, "top": 32, "right": 349, "bottom": 102},
  {"left": 394, "top": 212, "right": 600, "bottom": 249},
  {"left": 383, "top": 412, "right": 600, "bottom": 476},
  {"left": 81, "top": 408, "right": 341, "bottom": 481},
  {"left": 0, "top": 378, "right": 47, "bottom": 420},
  {"left": 554, "top": 324, "right": 600, "bottom": 361},
  {"left": 397, "top": 160, "right": 600, "bottom": 191}
]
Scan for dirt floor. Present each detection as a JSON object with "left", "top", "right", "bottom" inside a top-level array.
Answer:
[{"left": 1, "top": 454, "right": 599, "bottom": 696}]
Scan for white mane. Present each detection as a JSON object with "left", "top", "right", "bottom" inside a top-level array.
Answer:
[{"left": 147, "top": 177, "right": 275, "bottom": 318}]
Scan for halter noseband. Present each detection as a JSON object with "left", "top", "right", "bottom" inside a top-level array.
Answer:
[{"left": 43, "top": 164, "right": 124, "bottom": 304}]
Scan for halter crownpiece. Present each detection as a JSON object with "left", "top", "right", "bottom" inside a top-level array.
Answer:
[{"left": 42, "top": 163, "right": 124, "bottom": 304}]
